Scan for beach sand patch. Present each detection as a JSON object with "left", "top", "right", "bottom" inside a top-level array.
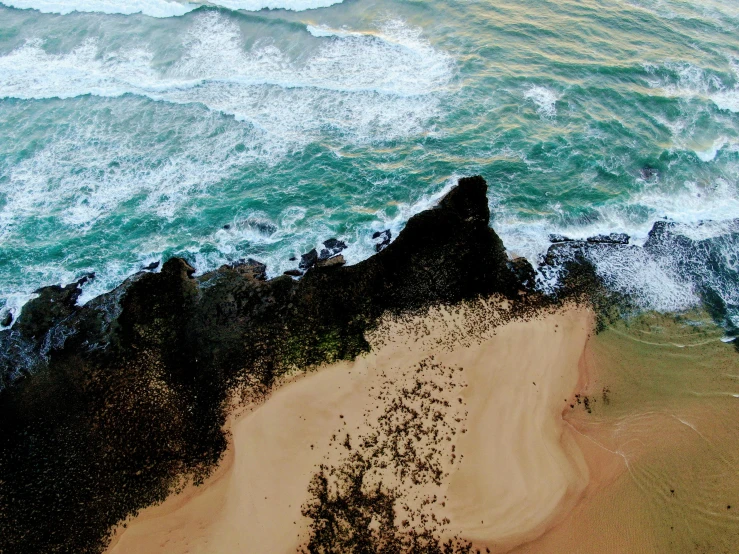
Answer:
[{"left": 105, "top": 302, "right": 594, "bottom": 553}]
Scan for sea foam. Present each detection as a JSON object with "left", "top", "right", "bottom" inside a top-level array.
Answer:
[
  {"left": 0, "top": 12, "right": 455, "bottom": 317},
  {"left": 0, "top": 13, "right": 453, "bottom": 141},
  {"left": 523, "top": 85, "right": 560, "bottom": 118}
]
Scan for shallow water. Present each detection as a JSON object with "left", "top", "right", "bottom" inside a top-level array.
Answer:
[
  {"left": 524, "top": 311, "right": 739, "bottom": 553},
  {"left": 0, "top": 0, "right": 738, "bottom": 326}
]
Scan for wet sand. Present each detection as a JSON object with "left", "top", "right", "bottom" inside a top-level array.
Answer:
[{"left": 106, "top": 300, "right": 594, "bottom": 553}]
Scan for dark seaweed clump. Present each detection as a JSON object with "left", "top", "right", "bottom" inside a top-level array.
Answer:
[{"left": 0, "top": 176, "right": 571, "bottom": 554}]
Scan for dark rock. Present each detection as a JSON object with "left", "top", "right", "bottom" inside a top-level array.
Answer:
[
  {"left": 586, "top": 233, "right": 629, "bottom": 245},
  {"left": 543, "top": 241, "right": 586, "bottom": 267},
  {"left": 141, "top": 261, "right": 160, "bottom": 271},
  {"left": 372, "top": 229, "right": 392, "bottom": 252},
  {"left": 284, "top": 269, "right": 303, "bottom": 277},
  {"left": 548, "top": 234, "right": 575, "bottom": 243},
  {"left": 14, "top": 273, "right": 93, "bottom": 343},
  {"left": 299, "top": 248, "right": 319, "bottom": 270},
  {"left": 317, "top": 255, "right": 346, "bottom": 268},
  {"left": 1, "top": 311, "right": 12, "bottom": 327},
  {"left": 319, "top": 238, "right": 347, "bottom": 261},
  {"left": 508, "top": 257, "right": 536, "bottom": 290},
  {"left": 222, "top": 224, "right": 231, "bottom": 230},
  {"left": 289, "top": 256, "right": 297, "bottom": 262},
  {"left": 643, "top": 220, "right": 675, "bottom": 248}
]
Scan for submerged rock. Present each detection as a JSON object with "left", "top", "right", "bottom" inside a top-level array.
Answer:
[{"left": 640, "top": 166, "right": 659, "bottom": 181}]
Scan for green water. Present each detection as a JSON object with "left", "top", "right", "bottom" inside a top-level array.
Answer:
[{"left": 0, "top": 0, "right": 738, "bottom": 323}]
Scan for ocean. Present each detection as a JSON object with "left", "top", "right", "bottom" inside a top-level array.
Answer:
[{"left": 0, "top": 0, "right": 738, "bottom": 328}]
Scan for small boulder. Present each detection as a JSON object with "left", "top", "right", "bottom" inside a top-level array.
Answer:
[
  {"left": 317, "top": 255, "right": 346, "bottom": 268},
  {"left": 319, "top": 238, "right": 347, "bottom": 260},
  {"left": 141, "top": 261, "right": 160, "bottom": 271},
  {"left": 284, "top": 269, "right": 303, "bottom": 277},
  {"left": 372, "top": 229, "right": 392, "bottom": 252},
  {"left": 299, "top": 249, "right": 319, "bottom": 270}
]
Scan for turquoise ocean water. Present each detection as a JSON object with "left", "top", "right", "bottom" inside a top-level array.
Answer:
[{"left": 0, "top": 0, "right": 738, "bottom": 326}]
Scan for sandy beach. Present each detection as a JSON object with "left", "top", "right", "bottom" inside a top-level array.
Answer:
[{"left": 105, "top": 299, "right": 594, "bottom": 553}]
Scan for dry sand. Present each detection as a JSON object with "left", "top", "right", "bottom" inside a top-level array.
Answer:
[{"left": 106, "top": 301, "right": 594, "bottom": 553}]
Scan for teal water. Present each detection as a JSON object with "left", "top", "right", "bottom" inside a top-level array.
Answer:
[{"left": 0, "top": 0, "right": 738, "bottom": 324}]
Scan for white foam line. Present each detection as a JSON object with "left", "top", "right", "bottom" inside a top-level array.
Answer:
[
  {"left": 0, "top": 14, "right": 454, "bottom": 131},
  {"left": 212, "top": 0, "right": 344, "bottom": 12},
  {"left": 1, "top": 0, "right": 197, "bottom": 17}
]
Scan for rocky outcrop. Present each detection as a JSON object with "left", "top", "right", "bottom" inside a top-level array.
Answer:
[{"left": 0, "top": 176, "right": 529, "bottom": 554}]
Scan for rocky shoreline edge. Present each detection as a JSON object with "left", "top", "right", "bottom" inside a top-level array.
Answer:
[{"left": 0, "top": 175, "right": 725, "bottom": 554}]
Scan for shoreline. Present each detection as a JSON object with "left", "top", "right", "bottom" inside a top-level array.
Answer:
[{"left": 105, "top": 300, "right": 595, "bottom": 553}]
